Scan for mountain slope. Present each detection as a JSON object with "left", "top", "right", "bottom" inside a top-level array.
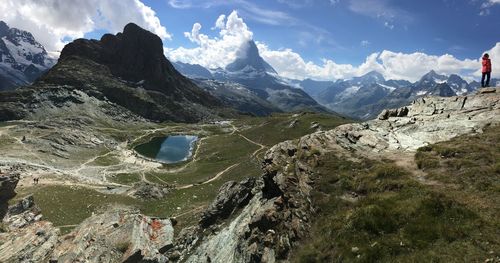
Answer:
[
  {"left": 0, "top": 23, "right": 224, "bottom": 123},
  {"left": 172, "top": 61, "right": 214, "bottom": 79},
  {"left": 212, "top": 40, "right": 328, "bottom": 113},
  {"left": 193, "top": 79, "right": 281, "bottom": 116},
  {"left": 0, "top": 21, "right": 55, "bottom": 90}
]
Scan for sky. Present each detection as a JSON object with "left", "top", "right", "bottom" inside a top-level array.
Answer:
[{"left": 1, "top": 0, "right": 499, "bottom": 82}]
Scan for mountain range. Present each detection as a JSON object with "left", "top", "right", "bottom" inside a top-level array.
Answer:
[
  {"left": 0, "top": 21, "right": 55, "bottom": 91},
  {"left": 285, "top": 70, "right": 498, "bottom": 120},
  {"left": 173, "top": 40, "right": 328, "bottom": 115},
  {"left": 0, "top": 23, "right": 224, "bottom": 123},
  {"left": 1, "top": 21, "right": 496, "bottom": 121},
  {"left": 172, "top": 49, "right": 496, "bottom": 120}
]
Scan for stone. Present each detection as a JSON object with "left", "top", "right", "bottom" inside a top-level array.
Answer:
[
  {"left": 478, "top": 87, "right": 497, "bottom": 94},
  {"left": 133, "top": 182, "right": 169, "bottom": 200},
  {"left": 51, "top": 208, "right": 174, "bottom": 263},
  {"left": 288, "top": 119, "right": 299, "bottom": 128}
]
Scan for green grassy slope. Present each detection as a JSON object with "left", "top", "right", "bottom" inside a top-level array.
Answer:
[{"left": 294, "top": 125, "right": 500, "bottom": 262}]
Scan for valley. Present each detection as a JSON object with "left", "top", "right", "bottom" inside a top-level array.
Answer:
[{"left": 0, "top": 112, "right": 349, "bottom": 232}]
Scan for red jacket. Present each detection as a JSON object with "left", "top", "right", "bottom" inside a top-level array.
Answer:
[{"left": 482, "top": 56, "right": 491, "bottom": 73}]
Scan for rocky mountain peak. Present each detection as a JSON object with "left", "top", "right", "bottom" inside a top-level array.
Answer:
[
  {"left": 353, "top": 70, "right": 385, "bottom": 84},
  {"left": 59, "top": 22, "right": 179, "bottom": 92},
  {"left": 0, "top": 21, "right": 55, "bottom": 90},
  {"left": 226, "top": 40, "right": 277, "bottom": 74},
  {"left": 420, "top": 70, "right": 447, "bottom": 83}
]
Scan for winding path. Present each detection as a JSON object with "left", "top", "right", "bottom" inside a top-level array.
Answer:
[{"left": 176, "top": 163, "right": 240, "bottom": 190}]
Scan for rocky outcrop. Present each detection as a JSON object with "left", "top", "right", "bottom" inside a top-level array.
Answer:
[
  {"left": 0, "top": 195, "right": 60, "bottom": 263},
  {"left": 0, "top": 220, "right": 60, "bottom": 262},
  {"left": 51, "top": 209, "right": 174, "bottom": 263},
  {"left": 170, "top": 136, "right": 324, "bottom": 262},
  {"left": 1, "top": 201, "right": 174, "bottom": 263},
  {"left": 200, "top": 178, "right": 256, "bottom": 228},
  {"left": 335, "top": 89, "right": 500, "bottom": 152},
  {"left": 133, "top": 182, "right": 171, "bottom": 200},
  {"left": 4, "top": 195, "right": 42, "bottom": 229},
  {"left": 377, "top": 106, "right": 409, "bottom": 120},
  {"left": 0, "top": 171, "right": 19, "bottom": 219},
  {"left": 172, "top": 90, "right": 500, "bottom": 262}
]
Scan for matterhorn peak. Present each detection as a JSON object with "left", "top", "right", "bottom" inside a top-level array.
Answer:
[{"left": 226, "top": 40, "right": 277, "bottom": 74}]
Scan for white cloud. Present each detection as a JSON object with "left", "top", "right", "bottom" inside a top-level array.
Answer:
[
  {"left": 166, "top": 10, "right": 253, "bottom": 69},
  {"left": 184, "top": 23, "right": 203, "bottom": 44},
  {"left": 348, "top": 0, "right": 413, "bottom": 29},
  {"left": 480, "top": 0, "right": 500, "bottom": 15},
  {"left": 214, "top": 14, "right": 226, "bottom": 30},
  {"left": 0, "top": 0, "right": 170, "bottom": 53},
  {"left": 168, "top": 9, "right": 494, "bottom": 83},
  {"left": 257, "top": 43, "right": 494, "bottom": 82},
  {"left": 276, "top": 0, "right": 315, "bottom": 9},
  {"left": 481, "top": 43, "right": 500, "bottom": 78},
  {"left": 384, "top": 22, "right": 394, "bottom": 30},
  {"left": 361, "top": 40, "right": 371, "bottom": 47}
]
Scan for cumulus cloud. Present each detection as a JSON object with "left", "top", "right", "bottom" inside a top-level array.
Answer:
[
  {"left": 480, "top": 0, "right": 500, "bottom": 15},
  {"left": 0, "top": 0, "right": 170, "bottom": 53},
  {"left": 166, "top": 10, "right": 253, "bottom": 69},
  {"left": 167, "top": 9, "right": 495, "bottom": 82},
  {"left": 258, "top": 43, "right": 488, "bottom": 82},
  {"left": 480, "top": 42, "right": 500, "bottom": 78}
]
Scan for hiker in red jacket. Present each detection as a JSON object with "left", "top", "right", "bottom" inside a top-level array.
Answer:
[{"left": 481, "top": 53, "right": 492, "bottom": 87}]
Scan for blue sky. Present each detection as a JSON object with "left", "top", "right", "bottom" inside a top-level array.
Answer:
[
  {"left": 136, "top": 0, "right": 499, "bottom": 65},
  {"left": 3, "top": 0, "right": 500, "bottom": 81}
]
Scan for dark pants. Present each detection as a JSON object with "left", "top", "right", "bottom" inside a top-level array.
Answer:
[{"left": 481, "top": 72, "right": 491, "bottom": 87}]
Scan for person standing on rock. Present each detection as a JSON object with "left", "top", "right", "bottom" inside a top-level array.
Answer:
[{"left": 481, "top": 53, "right": 492, "bottom": 88}]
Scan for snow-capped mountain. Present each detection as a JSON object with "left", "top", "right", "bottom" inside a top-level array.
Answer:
[
  {"left": 295, "top": 69, "right": 481, "bottom": 120},
  {"left": 0, "top": 21, "right": 56, "bottom": 90},
  {"left": 225, "top": 40, "right": 277, "bottom": 75},
  {"left": 411, "top": 70, "right": 472, "bottom": 96},
  {"left": 173, "top": 40, "right": 328, "bottom": 114}
]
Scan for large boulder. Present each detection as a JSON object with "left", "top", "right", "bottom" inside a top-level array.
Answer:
[{"left": 51, "top": 208, "right": 174, "bottom": 263}]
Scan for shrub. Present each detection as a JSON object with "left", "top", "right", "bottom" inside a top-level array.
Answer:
[{"left": 374, "top": 164, "right": 407, "bottom": 179}]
